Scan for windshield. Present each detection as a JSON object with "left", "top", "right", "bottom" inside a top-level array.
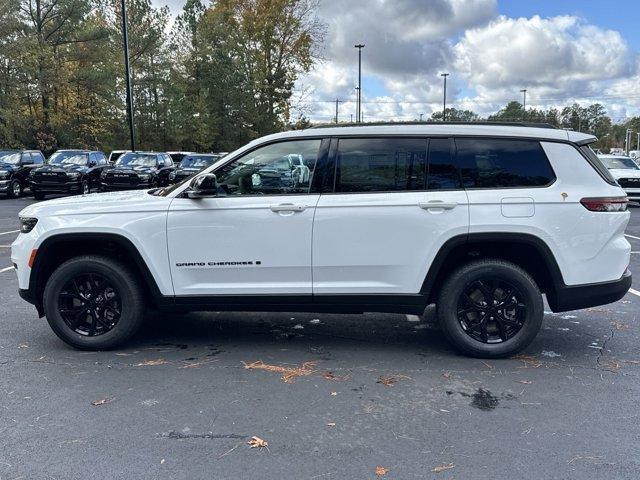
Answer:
[
  {"left": 0, "top": 151, "right": 20, "bottom": 164},
  {"left": 600, "top": 156, "right": 639, "bottom": 170},
  {"left": 116, "top": 153, "right": 157, "bottom": 167},
  {"left": 180, "top": 155, "right": 217, "bottom": 169},
  {"left": 49, "top": 151, "right": 88, "bottom": 166}
]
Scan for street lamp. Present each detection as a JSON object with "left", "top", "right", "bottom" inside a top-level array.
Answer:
[
  {"left": 440, "top": 73, "right": 449, "bottom": 121},
  {"left": 520, "top": 89, "right": 527, "bottom": 120},
  {"left": 355, "top": 44, "right": 365, "bottom": 123},
  {"left": 121, "top": 0, "right": 135, "bottom": 151}
]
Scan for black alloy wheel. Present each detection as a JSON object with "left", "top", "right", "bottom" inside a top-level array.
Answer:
[
  {"left": 58, "top": 273, "right": 121, "bottom": 336},
  {"left": 457, "top": 278, "right": 526, "bottom": 344}
]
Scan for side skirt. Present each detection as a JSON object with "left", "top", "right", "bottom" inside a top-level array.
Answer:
[{"left": 158, "top": 294, "right": 429, "bottom": 315}]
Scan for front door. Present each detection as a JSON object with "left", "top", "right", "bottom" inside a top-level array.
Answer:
[{"left": 167, "top": 138, "right": 323, "bottom": 296}]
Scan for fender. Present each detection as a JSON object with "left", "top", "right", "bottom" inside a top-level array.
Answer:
[
  {"left": 29, "top": 232, "right": 165, "bottom": 314},
  {"left": 420, "top": 232, "right": 566, "bottom": 301}
]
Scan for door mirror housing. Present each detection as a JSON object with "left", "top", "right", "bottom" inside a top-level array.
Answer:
[{"left": 187, "top": 173, "right": 219, "bottom": 199}]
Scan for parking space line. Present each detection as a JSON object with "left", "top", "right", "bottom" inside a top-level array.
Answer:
[
  {"left": 625, "top": 234, "right": 640, "bottom": 241},
  {"left": 629, "top": 288, "right": 640, "bottom": 297},
  {"left": 0, "top": 266, "right": 14, "bottom": 273},
  {"left": 0, "top": 230, "right": 19, "bottom": 236}
]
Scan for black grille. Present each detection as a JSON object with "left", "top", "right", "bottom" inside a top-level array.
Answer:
[
  {"left": 105, "top": 172, "right": 138, "bottom": 185},
  {"left": 617, "top": 178, "right": 640, "bottom": 188},
  {"left": 33, "top": 171, "right": 68, "bottom": 184}
]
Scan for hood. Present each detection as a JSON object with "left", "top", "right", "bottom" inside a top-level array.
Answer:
[
  {"left": 36, "top": 164, "right": 87, "bottom": 173},
  {"left": 0, "top": 163, "right": 17, "bottom": 173},
  {"left": 19, "top": 189, "right": 171, "bottom": 218},
  {"left": 608, "top": 169, "right": 640, "bottom": 179}
]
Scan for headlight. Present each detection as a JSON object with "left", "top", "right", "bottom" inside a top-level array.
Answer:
[
  {"left": 0, "top": 170, "right": 9, "bottom": 179},
  {"left": 19, "top": 217, "right": 38, "bottom": 234},
  {"left": 101, "top": 170, "right": 108, "bottom": 178},
  {"left": 169, "top": 172, "right": 176, "bottom": 180},
  {"left": 29, "top": 170, "right": 36, "bottom": 177},
  {"left": 67, "top": 172, "right": 80, "bottom": 179},
  {"left": 138, "top": 174, "right": 151, "bottom": 181}
]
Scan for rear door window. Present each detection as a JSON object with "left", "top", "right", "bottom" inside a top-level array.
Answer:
[
  {"left": 455, "top": 138, "right": 555, "bottom": 188},
  {"left": 427, "top": 138, "right": 460, "bottom": 190},
  {"left": 334, "top": 138, "right": 427, "bottom": 193}
]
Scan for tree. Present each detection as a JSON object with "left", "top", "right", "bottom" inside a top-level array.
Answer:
[{"left": 430, "top": 107, "right": 479, "bottom": 122}]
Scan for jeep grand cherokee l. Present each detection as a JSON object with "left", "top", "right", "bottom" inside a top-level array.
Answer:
[
  {"left": 168, "top": 153, "right": 222, "bottom": 184},
  {"left": 11, "top": 124, "right": 631, "bottom": 358},
  {"left": 30, "top": 150, "right": 108, "bottom": 200},
  {"left": 0, "top": 150, "right": 45, "bottom": 198},
  {"left": 100, "top": 152, "right": 174, "bottom": 190}
]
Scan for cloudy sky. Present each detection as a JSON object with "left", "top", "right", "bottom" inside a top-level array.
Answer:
[{"left": 154, "top": 0, "right": 640, "bottom": 123}]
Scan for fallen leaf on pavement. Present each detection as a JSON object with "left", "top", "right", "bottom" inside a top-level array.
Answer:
[
  {"left": 135, "top": 359, "right": 167, "bottom": 367},
  {"left": 330, "top": 391, "right": 337, "bottom": 396},
  {"left": 323, "top": 371, "right": 350, "bottom": 381},
  {"left": 377, "top": 375, "right": 411, "bottom": 387},
  {"left": 517, "top": 380, "right": 532, "bottom": 385},
  {"left": 18, "top": 344, "right": 29, "bottom": 349},
  {"left": 248, "top": 436, "right": 268, "bottom": 449},
  {"left": 432, "top": 463, "right": 455, "bottom": 473},
  {"left": 511, "top": 355, "right": 542, "bottom": 368},
  {"left": 91, "top": 398, "right": 111, "bottom": 406},
  {"left": 482, "top": 361, "right": 493, "bottom": 369},
  {"left": 375, "top": 466, "right": 389, "bottom": 476},
  {"left": 327, "top": 422, "right": 336, "bottom": 427},
  {"left": 611, "top": 320, "right": 630, "bottom": 331},
  {"left": 242, "top": 360, "right": 317, "bottom": 383},
  {"left": 442, "top": 372, "right": 451, "bottom": 379}
]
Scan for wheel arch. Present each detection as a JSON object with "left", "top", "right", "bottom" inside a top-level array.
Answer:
[
  {"left": 421, "top": 233, "right": 565, "bottom": 308},
  {"left": 29, "top": 232, "right": 164, "bottom": 316}
]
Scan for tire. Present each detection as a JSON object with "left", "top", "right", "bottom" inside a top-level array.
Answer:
[
  {"left": 8, "top": 179, "right": 21, "bottom": 198},
  {"left": 81, "top": 180, "right": 90, "bottom": 195},
  {"left": 437, "top": 259, "right": 543, "bottom": 358},
  {"left": 43, "top": 255, "right": 145, "bottom": 350},
  {"left": 33, "top": 191, "right": 45, "bottom": 200}
]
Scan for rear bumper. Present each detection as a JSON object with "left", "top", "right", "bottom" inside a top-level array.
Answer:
[{"left": 548, "top": 269, "right": 632, "bottom": 312}]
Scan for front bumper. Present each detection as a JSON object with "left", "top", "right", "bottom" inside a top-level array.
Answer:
[
  {"left": 548, "top": 269, "right": 632, "bottom": 312},
  {"left": 0, "top": 179, "right": 10, "bottom": 191},
  {"left": 30, "top": 180, "right": 81, "bottom": 193},
  {"left": 100, "top": 181, "right": 151, "bottom": 191}
]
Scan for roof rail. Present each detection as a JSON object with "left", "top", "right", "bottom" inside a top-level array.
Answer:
[{"left": 309, "top": 121, "right": 558, "bottom": 129}]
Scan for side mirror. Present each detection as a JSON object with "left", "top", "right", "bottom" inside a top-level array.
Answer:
[
  {"left": 88, "top": 160, "right": 97, "bottom": 167},
  {"left": 187, "top": 173, "right": 219, "bottom": 199}
]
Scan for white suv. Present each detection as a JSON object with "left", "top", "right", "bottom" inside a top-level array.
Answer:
[{"left": 11, "top": 124, "right": 632, "bottom": 357}]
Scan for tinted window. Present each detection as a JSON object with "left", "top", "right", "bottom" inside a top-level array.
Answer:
[
  {"left": 427, "top": 138, "right": 459, "bottom": 189},
  {"left": 22, "top": 153, "right": 33, "bottom": 164},
  {"left": 33, "top": 152, "right": 44, "bottom": 164},
  {"left": 335, "top": 138, "right": 427, "bottom": 193},
  {"left": 214, "top": 139, "right": 320, "bottom": 195},
  {"left": 456, "top": 138, "right": 555, "bottom": 188}
]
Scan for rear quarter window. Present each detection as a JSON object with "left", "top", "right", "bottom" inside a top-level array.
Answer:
[{"left": 456, "top": 138, "right": 556, "bottom": 189}]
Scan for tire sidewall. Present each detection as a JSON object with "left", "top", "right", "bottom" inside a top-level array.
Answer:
[
  {"left": 43, "top": 258, "right": 143, "bottom": 350},
  {"left": 438, "top": 262, "right": 543, "bottom": 358},
  {"left": 9, "top": 179, "right": 21, "bottom": 198}
]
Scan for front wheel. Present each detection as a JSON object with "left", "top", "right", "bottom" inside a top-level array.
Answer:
[
  {"left": 437, "top": 259, "right": 543, "bottom": 358},
  {"left": 43, "top": 255, "right": 145, "bottom": 350},
  {"left": 81, "top": 180, "right": 90, "bottom": 195},
  {"left": 8, "top": 179, "right": 22, "bottom": 198}
]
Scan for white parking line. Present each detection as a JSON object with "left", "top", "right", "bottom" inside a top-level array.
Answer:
[
  {"left": 625, "top": 234, "right": 640, "bottom": 241},
  {"left": 0, "top": 230, "right": 19, "bottom": 236},
  {"left": 628, "top": 288, "right": 640, "bottom": 297},
  {"left": 0, "top": 266, "right": 14, "bottom": 273}
]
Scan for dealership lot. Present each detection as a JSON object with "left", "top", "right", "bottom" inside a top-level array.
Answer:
[{"left": 1, "top": 197, "right": 639, "bottom": 479}]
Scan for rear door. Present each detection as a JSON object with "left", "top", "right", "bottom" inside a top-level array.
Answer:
[{"left": 312, "top": 137, "right": 469, "bottom": 295}]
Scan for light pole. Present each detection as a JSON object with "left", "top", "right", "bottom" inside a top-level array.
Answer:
[
  {"left": 121, "top": 0, "right": 135, "bottom": 151},
  {"left": 637, "top": 132, "right": 640, "bottom": 151},
  {"left": 419, "top": 113, "right": 424, "bottom": 122},
  {"left": 520, "top": 89, "right": 527, "bottom": 120},
  {"left": 334, "top": 98, "right": 341, "bottom": 124},
  {"left": 355, "top": 44, "right": 365, "bottom": 123},
  {"left": 440, "top": 73, "right": 449, "bottom": 121}
]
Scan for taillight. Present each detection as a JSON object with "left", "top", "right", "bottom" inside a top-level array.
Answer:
[{"left": 580, "top": 196, "right": 628, "bottom": 212}]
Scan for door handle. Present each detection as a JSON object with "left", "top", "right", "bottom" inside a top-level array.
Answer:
[
  {"left": 418, "top": 201, "right": 458, "bottom": 210},
  {"left": 270, "top": 203, "right": 307, "bottom": 212}
]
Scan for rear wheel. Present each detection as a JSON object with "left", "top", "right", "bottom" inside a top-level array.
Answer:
[
  {"left": 8, "top": 179, "right": 21, "bottom": 198},
  {"left": 437, "top": 259, "right": 543, "bottom": 358},
  {"left": 43, "top": 255, "right": 145, "bottom": 350}
]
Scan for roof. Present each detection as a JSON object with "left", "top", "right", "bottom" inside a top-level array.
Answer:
[{"left": 258, "top": 124, "right": 596, "bottom": 145}]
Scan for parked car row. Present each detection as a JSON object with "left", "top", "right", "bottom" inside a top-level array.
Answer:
[{"left": 0, "top": 149, "right": 225, "bottom": 199}]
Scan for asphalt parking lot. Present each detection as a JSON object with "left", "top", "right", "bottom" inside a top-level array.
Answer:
[{"left": 1, "top": 196, "right": 639, "bottom": 479}]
